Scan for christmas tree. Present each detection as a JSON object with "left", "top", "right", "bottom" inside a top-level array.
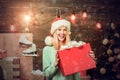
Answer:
[{"left": 88, "top": 22, "right": 120, "bottom": 80}]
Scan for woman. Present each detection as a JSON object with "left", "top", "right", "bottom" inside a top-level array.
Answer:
[{"left": 42, "top": 18, "right": 95, "bottom": 80}]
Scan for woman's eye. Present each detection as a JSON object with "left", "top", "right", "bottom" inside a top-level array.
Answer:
[
  {"left": 58, "top": 29, "right": 61, "bottom": 31},
  {"left": 64, "top": 29, "right": 67, "bottom": 31}
]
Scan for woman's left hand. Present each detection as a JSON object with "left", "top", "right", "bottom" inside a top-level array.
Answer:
[
  {"left": 89, "top": 51, "right": 96, "bottom": 59},
  {"left": 54, "top": 53, "right": 59, "bottom": 67}
]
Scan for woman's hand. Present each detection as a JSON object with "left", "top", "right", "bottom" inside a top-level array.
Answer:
[
  {"left": 54, "top": 54, "right": 59, "bottom": 67},
  {"left": 89, "top": 51, "right": 96, "bottom": 59}
]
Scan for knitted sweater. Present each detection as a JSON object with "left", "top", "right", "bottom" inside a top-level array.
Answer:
[{"left": 42, "top": 46, "right": 80, "bottom": 80}]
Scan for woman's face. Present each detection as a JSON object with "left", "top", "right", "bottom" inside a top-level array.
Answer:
[{"left": 55, "top": 26, "right": 68, "bottom": 42}]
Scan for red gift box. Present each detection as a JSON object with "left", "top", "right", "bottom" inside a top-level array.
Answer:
[
  {"left": 80, "top": 71, "right": 87, "bottom": 76},
  {"left": 58, "top": 43, "right": 96, "bottom": 76}
]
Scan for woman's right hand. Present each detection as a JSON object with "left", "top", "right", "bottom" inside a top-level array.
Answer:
[{"left": 54, "top": 54, "right": 59, "bottom": 67}]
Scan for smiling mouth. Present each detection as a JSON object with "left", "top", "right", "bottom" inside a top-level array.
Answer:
[
  {"left": 58, "top": 35, "right": 66, "bottom": 40},
  {"left": 59, "top": 35, "right": 65, "bottom": 38}
]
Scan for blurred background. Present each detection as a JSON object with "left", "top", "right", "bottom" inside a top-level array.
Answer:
[{"left": 0, "top": 0, "right": 120, "bottom": 80}]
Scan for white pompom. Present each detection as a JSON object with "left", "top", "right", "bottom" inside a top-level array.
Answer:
[{"left": 44, "top": 36, "right": 53, "bottom": 46}]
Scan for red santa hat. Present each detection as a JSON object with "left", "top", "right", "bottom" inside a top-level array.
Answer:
[
  {"left": 50, "top": 18, "right": 71, "bottom": 35},
  {"left": 45, "top": 18, "right": 71, "bottom": 45}
]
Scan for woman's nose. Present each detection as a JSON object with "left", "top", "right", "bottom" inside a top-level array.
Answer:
[{"left": 60, "top": 30, "right": 64, "bottom": 34}]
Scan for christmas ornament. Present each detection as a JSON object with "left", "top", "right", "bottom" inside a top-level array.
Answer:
[
  {"left": 114, "top": 48, "right": 120, "bottom": 54},
  {"left": 100, "top": 67, "right": 106, "bottom": 74},
  {"left": 102, "top": 38, "right": 109, "bottom": 45},
  {"left": 111, "top": 22, "right": 116, "bottom": 30},
  {"left": 117, "top": 54, "right": 120, "bottom": 59},
  {"left": 108, "top": 56, "right": 114, "bottom": 62},
  {"left": 107, "top": 49, "right": 113, "bottom": 55},
  {"left": 114, "top": 33, "right": 120, "bottom": 38}
]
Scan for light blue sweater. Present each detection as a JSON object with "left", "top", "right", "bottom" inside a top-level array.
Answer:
[{"left": 42, "top": 46, "right": 80, "bottom": 80}]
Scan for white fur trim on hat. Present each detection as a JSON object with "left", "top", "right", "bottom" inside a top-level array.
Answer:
[
  {"left": 50, "top": 19, "right": 71, "bottom": 34},
  {"left": 44, "top": 36, "right": 53, "bottom": 45}
]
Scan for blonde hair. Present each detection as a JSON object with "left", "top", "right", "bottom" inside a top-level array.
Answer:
[{"left": 52, "top": 28, "right": 71, "bottom": 50}]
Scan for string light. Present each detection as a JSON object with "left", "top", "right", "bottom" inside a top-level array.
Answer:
[
  {"left": 24, "top": 14, "right": 31, "bottom": 23},
  {"left": 24, "top": 14, "right": 31, "bottom": 33},
  {"left": 70, "top": 14, "right": 76, "bottom": 24},
  {"left": 96, "top": 22, "right": 102, "bottom": 29},
  {"left": 82, "top": 10, "right": 87, "bottom": 19},
  {"left": 70, "top": 14, "right": 76, "bottom": 21}
]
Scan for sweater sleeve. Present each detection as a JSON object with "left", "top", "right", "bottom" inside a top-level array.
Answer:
[
  {"left": 74, "top": 72, "right": 80, "bottom": 80},
  {"left": 42, "top": 46, "right": 58, "bottom": 77}
]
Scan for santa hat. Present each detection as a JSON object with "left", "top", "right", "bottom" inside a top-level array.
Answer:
[
  {"left": 45, "top": 18, "right": 71, "bottom": 45},
  {"left": 50, "top": 18, "right": 71, "bottom": 35}
]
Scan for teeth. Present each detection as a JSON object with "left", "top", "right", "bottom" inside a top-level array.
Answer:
[
  {"left": 60, "top": 36, "right": 64, "bottom": 39},
  {"left": 60, "top": 35, "right": 65, "bottom": 37}
]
